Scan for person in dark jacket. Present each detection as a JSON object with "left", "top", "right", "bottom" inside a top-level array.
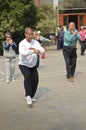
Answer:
[
  {"left": 2, "top": 32, "right": 17, "bottom": 83},
  {"left": 57, "top": 26, "right": 65, "bottom": 50}
]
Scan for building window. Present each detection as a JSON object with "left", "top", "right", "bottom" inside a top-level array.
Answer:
[
  {"left": 80, "top": 15, "right": 83, "bottom": 26},
  {"left": 63, "top": 16, "right": 68, "bottom": 26}
]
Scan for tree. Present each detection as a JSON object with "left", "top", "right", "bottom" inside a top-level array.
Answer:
[
  {"left": 0, "top": 0, "right": 37, "bottom": 54},
  {"left": 36, "top": 4, "right": 56, "bottom": 34}
]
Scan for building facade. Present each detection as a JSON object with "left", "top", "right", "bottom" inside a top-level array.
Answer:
[
  {"left": 35, "top": 0, "right": 58, "bottom": 7},
  {"left": 35, "top": 0, "right": 86, "bottom": 30},
  {"left": 59, "top": 9, "right": 86, "bottom": 30}
]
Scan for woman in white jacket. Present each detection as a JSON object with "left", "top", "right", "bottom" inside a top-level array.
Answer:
[{"left": 18, "top": 27, "right": 45, "bottom": 107}]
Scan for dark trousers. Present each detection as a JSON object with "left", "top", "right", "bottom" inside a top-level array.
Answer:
[
  {"left": 36, "top": 55, "right": 40, "bottom": 68},
  {"left": 57, "top": 39, "right": 64, "bottom": 50},
  {"left": 63, "top": 46, "right": 77, "bottom": 78},
  {"left": 80, "top": 40, "right": 86, "bottom": 55},
  {"left": 19, "top": 65, "right": 39, "bottom": 98}
]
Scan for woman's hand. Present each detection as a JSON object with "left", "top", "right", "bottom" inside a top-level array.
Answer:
[{"left": 8, "top": 39, "right": 13, "bottom": 44}]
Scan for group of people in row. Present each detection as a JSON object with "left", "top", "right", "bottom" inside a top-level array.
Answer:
[
  {"left": 2, "top": 22, "right": 86, "bottom": 107},
  {"left": 2, "top": 28, "right": 51, "bottom": 107},
  {"left": 57, "top": 25, "right": 86, "bottom": 56},
  {"left": 2, "top": 30, "right": 49, "bottom": 83},
  {"left": 57, "top": 22, "right": 86, "bottom": 82}
]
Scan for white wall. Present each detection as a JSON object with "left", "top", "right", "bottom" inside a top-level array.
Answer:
[{"left": 54, "top": 0, "right": 58, "bottom": 8}]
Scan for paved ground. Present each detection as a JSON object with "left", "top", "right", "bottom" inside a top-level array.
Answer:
[{"left": 0, "top": 45, "right": 86, "bottom": 130}]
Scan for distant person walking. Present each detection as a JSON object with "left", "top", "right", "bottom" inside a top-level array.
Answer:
[
  {"left": 79, "top": 26, "right": 86, "bottom": 56},
  {"left": 37, "top": 31, "right": 51, "bottom": 59},
  {"left": 18, "top": 27, "right": 44, "bottom": 107},
  {"left": 33, "top": 31, "right": 42, "bottom": 68},
  {"left": 57, "top": 26, "right": 65, "bottom": 50},
  {"left": 63, "top": 22, "right": 81, "bottom": 82},
  {"left": 2, "top": 32, "right": 17, "bottom": 83}
]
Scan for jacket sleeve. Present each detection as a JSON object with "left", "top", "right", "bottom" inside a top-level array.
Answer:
[
  {"left": 41, "top": 36, "right": 51, "bottom": 42},
  {"left": 11, "top": 42, "right": 17, "bottom": 51},
  {"left": 76, "top": 33, "right": 81, "bottom": 41},
  {"left": 35, "top": 41, "right": 45, "bottom": 54},
  {"left": 2, "top": 42, "right": 10, "bottom": 50}
]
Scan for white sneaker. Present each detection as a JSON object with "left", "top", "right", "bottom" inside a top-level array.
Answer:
[
  {"left": 25, "top": 97, "right": 36, "bottom": 102},
  {"left": 26, "top": 96, "right": 32, "bottom": 105},
  {"left": 6, "top": 79, "right": 10, "bottom": 83},
  {"left": 32, "top": 98, "right": 37, "bottom": 102}
]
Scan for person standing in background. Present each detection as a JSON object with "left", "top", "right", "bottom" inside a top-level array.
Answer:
[
  {"left": 79, "top": 26, "right": 86, "bottom": 56},
  {"left": 37, "top": 31, "right": 51, "bottom": 59},
  {"left": 63, "top": 22, "right": 81, "bottom": 82},
  {"left": 33, "top": 31, "right": 42, "bottom": 68},
  {"left": 57, "top": 26, "right": 65, "bottom": 50},
  {"left": 18, "top": 27, "right": 44, "bottom": 107},
  {"left": 2, "top": 32, "right": 17, "bottom": 83}
]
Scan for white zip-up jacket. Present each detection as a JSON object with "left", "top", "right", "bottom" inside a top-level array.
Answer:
[{"left": 18, "top": 39, "right": 45, "bottom": 68}]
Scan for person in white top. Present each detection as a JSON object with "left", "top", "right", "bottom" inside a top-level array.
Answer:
[{"left": 18, "top": 27, "right": 45, "bottom": 107}]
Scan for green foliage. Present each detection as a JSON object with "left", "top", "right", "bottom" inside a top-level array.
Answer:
[
  {"left": 0, "top": 0, "right": 37, "bottom": 55},
  {"left": 36, "top": 4, "right": 56, "bottom": 34}
]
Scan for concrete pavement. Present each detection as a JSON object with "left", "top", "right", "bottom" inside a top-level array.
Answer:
[{"left": 0, "top": 45, "right": 86, "bottom": 130}]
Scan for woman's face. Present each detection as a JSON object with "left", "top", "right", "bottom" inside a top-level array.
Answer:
[{"left": 6, "top": 34, "right": 11, "bottom": 42}]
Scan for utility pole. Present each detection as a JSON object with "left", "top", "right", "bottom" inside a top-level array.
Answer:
[
  {"left": 55, "top": 2, "right": 59, "bottom": 36},
  {"left": 56, "top": 6, "right": 59, "bottom": 27}
]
